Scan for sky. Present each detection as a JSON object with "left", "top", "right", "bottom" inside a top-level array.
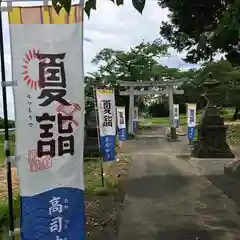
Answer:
[{"left": 0, "top": 0, "right": 199, "bottom": 120}]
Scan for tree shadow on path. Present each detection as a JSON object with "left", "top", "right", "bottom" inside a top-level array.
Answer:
[
  {"left": 121, "top": 174, "right": 240, "bottom": 239},
  {"left": 124, "top": 175, "right": 190, "bottom": 198},
  {"left": 156, "top": 227, "right": 226, "bottom": 240},
  {"left": 206, "top": 174, "right": 240, "bottom": 215}
]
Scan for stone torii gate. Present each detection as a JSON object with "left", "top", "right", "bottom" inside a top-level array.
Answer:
[{"left": 118, "top": 80, "right": 184, "bottom": 140}]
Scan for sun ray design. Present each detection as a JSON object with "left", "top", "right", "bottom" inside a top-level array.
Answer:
[{"left": 22, "top": 48, "right": 41, "bottom": 90}]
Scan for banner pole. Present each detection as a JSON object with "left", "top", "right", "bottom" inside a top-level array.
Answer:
[
  {"left": 0, "top": 10, "right": 15, "bottom": 240},
  {"left": 93, "top": 88, "right": 104, "bottom": 187}
]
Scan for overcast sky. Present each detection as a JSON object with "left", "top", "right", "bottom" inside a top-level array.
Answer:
[{"left": 0, "top": 0, "right": 199, "bottom": 120}]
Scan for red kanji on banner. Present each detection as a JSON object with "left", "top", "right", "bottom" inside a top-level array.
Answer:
[
  {"left": 28, "top": 150, "right": 52, "bottom": 172},
  {"left": 56, "top": 103, "right": 81, "bottom": 128}
]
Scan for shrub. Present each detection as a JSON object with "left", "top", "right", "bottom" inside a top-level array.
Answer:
[{"left": 148, "top": 103, "right": 169, "bottom": 117}]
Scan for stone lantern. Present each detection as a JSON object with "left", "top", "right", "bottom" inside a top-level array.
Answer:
[{"left": 191, "top": 73, "right": 234, "bottom": 158}]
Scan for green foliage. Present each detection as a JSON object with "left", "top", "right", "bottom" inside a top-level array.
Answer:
[
  {"left": 0, "top": 118, "right": 15, "bottom": 129},
  {"left": 148, "top": 103, "right": 169, "bottom": 117},
  {"left": 158, "top": 0, "right": 240, "bottom": 65},
  {"left": 91, "top": 40, "right": 169, "bottom": 82},
  {"left": 0, "top": 195, "right": 20, "bottom": 233},
  {"left": 51, "top": 0, "right": 147, "bottom": 17},
  {"left": 179, "top": 103, "right": 187, "bottom": 114},
  {"left": 196, "top": 60, "right": 240, "bottom": 109},
  {"left": 84, "top": 0, "right": 146, "bottom": 17}
]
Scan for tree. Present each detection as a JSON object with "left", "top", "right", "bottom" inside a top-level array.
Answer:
[
  {"left": 178, "top": 59, "right": 240, "bottom": 119},
  {"left": 196, "top": 60, "right": 240, "bottom": 119},
  {"left": 91, "top": 39, "right": 169, "bottom": 82},
  {"left": 173, "top": 68, "right": 200, "bottom": 107},
  {"left": 0, "top": 117, "right": 15, "bottom": 129},
  {"left": 158, "top": 0, "right": 240, "bottom": 65},
  {"left": 51, "top": 0, "right": 146, "bottom": 17}
]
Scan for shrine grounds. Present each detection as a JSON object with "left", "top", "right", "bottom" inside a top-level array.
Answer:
[{"left": 0, "top": 107, "right": 240, "bottom": 239}]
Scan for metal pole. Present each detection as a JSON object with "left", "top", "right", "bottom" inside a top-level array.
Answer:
[
  {"left": 0, "top": 10, "right": 15, "bottom": 240},
  {"left": 128, "top": 87, "right": 134, "bottom": 135},
  {"left": 93, "top": 88, "right": 104, "bottom": 187}
]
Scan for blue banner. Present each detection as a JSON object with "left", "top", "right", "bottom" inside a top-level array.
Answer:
[
  {"left": 188, "top": 127, "right": 196, "bottom": 140},
  {"left": 100, "top": 135, "right": 116, "bottom": 162},
  {"left": 21, "top": 188, "right": 85, "bottom": 240},
  {"left": 118, "top": 128, "right": 127, "bottom": 141}
]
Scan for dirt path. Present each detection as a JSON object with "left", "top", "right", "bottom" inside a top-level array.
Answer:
[
  {"left": 118, "top": 127, "right": 240, "bottom": 240},
  {"left": 0, "top": 166, "right": 19, "bottom": 201}
]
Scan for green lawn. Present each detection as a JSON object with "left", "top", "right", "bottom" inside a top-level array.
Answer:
[
  {"left": 0, "top": 132, "right": 15, "bottom": 164},
  {"left": 149, "top": 113, "right": 201, "bottom": 125},
  {"left": 140, "top": 107, "right": 238, "bottom": 126},
  {"left": 140, "top": 113, "right": 201, "bottom": 126}
]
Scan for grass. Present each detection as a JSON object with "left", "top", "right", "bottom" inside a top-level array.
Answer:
[
  {"left": 0, "top": 144, "right": 15, "bottom": 165},
  {"left": 227, "top": 124, "right": 240, "bottom": 146},
  {"left": 140, "top": 107, "right": 238, "bottom": 127},
  {"left": 0, "top": 195, "right": 20, "bottom": 233},
  {"left": 148, "top": 113, "right": 201, "bottom": 125},
  {"left": 140, "top": 113, "right": 201, "bottom": 126},
  {"left": 0, "top": 132, "right": 15, "bottom": 164},
  {"left": 84, "top": 158, "right": 119, "bottom": 196},
  {"left": 84, "top": 158, "right": 107, "bottom": 194}
]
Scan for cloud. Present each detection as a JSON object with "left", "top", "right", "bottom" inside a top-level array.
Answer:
[
  {"left": 0, "top": 1, "right": 197, "bottom": 120},
  {"left": 159, "top": 51, "right": 200, "bottom": 70},
  {"left": 83, "top": 0, "right": 170, "bottom": 72},
  {"left": 83, "top": 0, "right": 198, "bottom": 72}
]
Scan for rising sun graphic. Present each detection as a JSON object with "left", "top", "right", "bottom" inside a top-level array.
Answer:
[{"left": 22, "top": 49, "right": 41, "bottom": 90}]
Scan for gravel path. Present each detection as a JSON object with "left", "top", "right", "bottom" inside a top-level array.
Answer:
[{"left": 118, "top": 128, "right": 240, "bottom": 240}]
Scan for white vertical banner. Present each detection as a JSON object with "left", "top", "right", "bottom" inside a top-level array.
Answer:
[
  {"left": 187, "top": 103, "right": 197, "bottom": 140},
  {"left": 133, "top": 107, "right": 138, "bottom": 133},
  {"left": 116, "top": 106, "right": 127, "bottom": 141},
  {"left": 133, "top": 107, "right": 139, "bottom": 121},
  {"left": 187, "top": 103, "right": 197, "bottom": 127},
  {"left": 9, "top": 5, "right": 85, "bottom": 240},
  {"left": 96, "top": 89, "right": 116, "bottom": 161},
  {"left": 173, "top": 104, "right": 179, "bottom": 128}
]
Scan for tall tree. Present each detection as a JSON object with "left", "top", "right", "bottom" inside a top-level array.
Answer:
[
  {"left": 177, "top": 60, "right": 240, "bottom": 118},
  {"left": 159, "top": 0, "right": 240, "bottom": 65},
  {"left": 91, "top": 40, "right": 169, "bottom": 82},
  {"left": 196, "top": 60, "right": 240, "bottom": 118}
]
